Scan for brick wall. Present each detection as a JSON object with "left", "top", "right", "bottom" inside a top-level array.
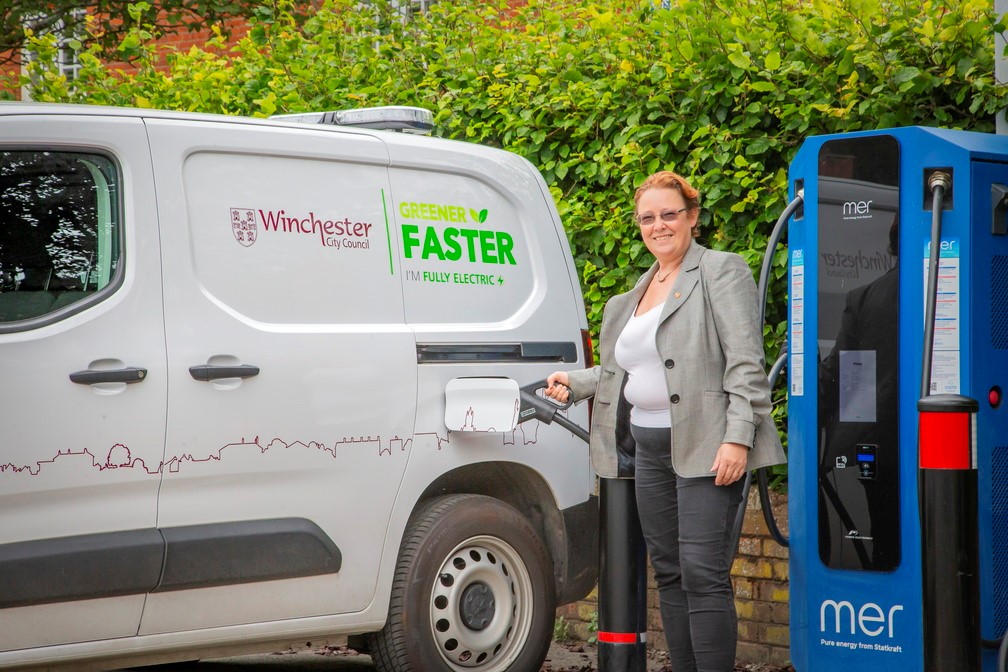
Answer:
[
  {"left": 556, "top": 487, "right": 791, "bottom": 667},
  {"left": 87, "top": 15, "right": 249, "bottom": 78},
  {"left": 1, "top": 11, "right": 250, "bottom": 100},
  {"left": 733, "top": 487, "right": 791, "bottom": 665}
]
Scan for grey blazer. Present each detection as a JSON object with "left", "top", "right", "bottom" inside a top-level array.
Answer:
[{"left": 566, "top": 241, "right": 786, "bottom": 479}]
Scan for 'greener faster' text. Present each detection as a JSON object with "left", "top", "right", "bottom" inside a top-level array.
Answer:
[{"left": 402, "top": 225, "right": 516, "bottom": 265}]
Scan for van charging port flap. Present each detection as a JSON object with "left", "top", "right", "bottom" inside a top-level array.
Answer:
[{"left": 444, "top": 377, "right": 520, "bottom": 432}]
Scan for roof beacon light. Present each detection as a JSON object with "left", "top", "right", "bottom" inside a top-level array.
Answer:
[{"left": 271, "top": 106, "right": 434, "bottom": 135}]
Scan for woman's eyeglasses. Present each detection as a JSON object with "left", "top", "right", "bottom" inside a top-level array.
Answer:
[{"left": 636, "top": 208, "right": 688, "bottom": 227}]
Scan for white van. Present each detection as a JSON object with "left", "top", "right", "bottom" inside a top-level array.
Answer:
[{"left": 0, "top": 103, "right": 596, "bottom": 672}]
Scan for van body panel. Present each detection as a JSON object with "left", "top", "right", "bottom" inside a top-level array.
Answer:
[
  {"left": 138, "top": 119, "right": 417, "bottom": 632},
  {"left": 392, "top": 163, "right": 537, "bottom": 328},
  {"left": 0, "top": 114, "right": 167, "bottom": 650},
  {"left": 387, "top": 145, "right": 592, "bottom": 511}
]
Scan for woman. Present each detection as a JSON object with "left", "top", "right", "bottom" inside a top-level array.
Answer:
[{"left": 546, "top": 170, "right": 784, "bottom": 672}]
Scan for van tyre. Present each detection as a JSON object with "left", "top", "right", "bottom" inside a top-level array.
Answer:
[{"left": 369, "top": 494, "right": 556, "bottom": 672}]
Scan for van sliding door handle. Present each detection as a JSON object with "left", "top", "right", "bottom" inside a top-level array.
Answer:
[
  {"left": 70, "top": 367, "right": 148, "bottom": 385},
  {"left": 189, "top": 364, "right": 260, "bottom": 382}
]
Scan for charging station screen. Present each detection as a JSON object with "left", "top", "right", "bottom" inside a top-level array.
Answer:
[{"left": 817, "top": 135, "right": 900, "bottom": 572}]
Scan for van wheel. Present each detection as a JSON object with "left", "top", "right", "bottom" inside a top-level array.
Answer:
[{"left": 369, "top": 494, "right": 555, "bottom": 672}]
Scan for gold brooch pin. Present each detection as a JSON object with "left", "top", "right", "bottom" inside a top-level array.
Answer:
[{"left": 674, "top": 292, "right": 681, "bottom": 299}]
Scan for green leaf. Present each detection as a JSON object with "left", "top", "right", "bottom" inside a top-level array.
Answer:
[
  {"left": 727, "top": 50, "right": 751, "bottom": 70},
  {"left": 891, "top": 66, "right": 921, "bottom": 86},
  {"left": 745, "top": 136, "right": 771, "bottom": 155},
  {"left": 128, "top": 2, "right": 152, "bottom": 21}
]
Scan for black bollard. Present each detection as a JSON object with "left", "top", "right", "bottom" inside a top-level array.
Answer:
[
  {"left": 597, "top": 476, "right": 648, "bottom": 672},
  {"left": 918, "top": 393, "right": 981, "bottom": 672}
]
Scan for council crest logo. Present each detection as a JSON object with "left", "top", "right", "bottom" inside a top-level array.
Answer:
[{"left": 231, "top": 208, "right": 258, "bottom": 247}]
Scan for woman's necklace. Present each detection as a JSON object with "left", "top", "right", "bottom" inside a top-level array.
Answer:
[{"left": 655, "top": 258, "right": 683, "bottom": 283}]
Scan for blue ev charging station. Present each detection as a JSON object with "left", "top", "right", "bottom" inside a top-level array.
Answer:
[{"left": 786, "top": 127, "right": 1008, "bottom": 672}]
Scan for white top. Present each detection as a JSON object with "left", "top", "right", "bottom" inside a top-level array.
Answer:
[{"left": 614, "top": 305, "right": 671, "bottom": 428}]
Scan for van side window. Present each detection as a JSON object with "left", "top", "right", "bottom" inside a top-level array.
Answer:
[{"left": 0, "top": 151, "right": 119, "bottom": 324}]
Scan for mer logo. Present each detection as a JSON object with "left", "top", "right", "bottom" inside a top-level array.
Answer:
[
  {"left": 842, "top": 199, "right": 873, "bottom": 220},
  {"left": 820, "top": 599, "right": 904, "bottom": 637}
]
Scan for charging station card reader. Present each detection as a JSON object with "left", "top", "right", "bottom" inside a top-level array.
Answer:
[{"left": 856, "top": 444, "right": 878, "bottom": 480}]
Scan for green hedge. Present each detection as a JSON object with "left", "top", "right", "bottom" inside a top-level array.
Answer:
[{"left": 13, "top": 0, "right": 1008, "bottom": 484}]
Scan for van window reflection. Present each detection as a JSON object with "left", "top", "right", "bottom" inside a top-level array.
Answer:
[{"left": 0, "top": 151, "right": 119, "bottom": 323}]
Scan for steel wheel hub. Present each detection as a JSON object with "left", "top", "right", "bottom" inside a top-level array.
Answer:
[{"left": 429, "top": 536, "right": 533, "bottom": 671}]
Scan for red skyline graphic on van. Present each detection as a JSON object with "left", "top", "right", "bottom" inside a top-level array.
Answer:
[{"left": 0, "top": 419, "right": 553, "bottom": 480}]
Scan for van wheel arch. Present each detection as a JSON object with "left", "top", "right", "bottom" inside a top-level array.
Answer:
[{"left": 415, "top": 462, "right": 568, "bottom": 596}]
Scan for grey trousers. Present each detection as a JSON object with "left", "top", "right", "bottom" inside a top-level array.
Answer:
[{"left": 631, "top": 424, "right": 745, "bottom": 672}]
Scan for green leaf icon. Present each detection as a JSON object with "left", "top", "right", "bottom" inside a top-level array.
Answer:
[
  {"left": 469, "top": 208, "right": 480, "bottom": 222},
  {"left": 478, "top": 209, "right": 488, "bottom": 223}
]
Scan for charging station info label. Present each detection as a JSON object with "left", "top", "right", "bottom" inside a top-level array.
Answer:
[
  {"left": 922, "top": 239, "right": 961, "bottom": 395},
  {"left": 790, "top": 249, "right": 805, "bottom": 396}
]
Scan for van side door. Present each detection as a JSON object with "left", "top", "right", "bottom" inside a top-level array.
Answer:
[
  {"left": 140, "top": 118, "right": 417, "bottom": 634},
  {"left": 0, "top": 114, "right": 167, "bottom": 653}
]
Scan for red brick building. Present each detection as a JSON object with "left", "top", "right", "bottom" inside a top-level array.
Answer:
[
  {"left": 2, "top": 8, "right": 253, "bottom": 101},
  {"left": 2, "top": 2, "right": 447, "bottom": 100}
]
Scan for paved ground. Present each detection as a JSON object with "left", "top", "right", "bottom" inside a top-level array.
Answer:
[{"left": 130, "top": 641, "right": 793, "bottom": 671}]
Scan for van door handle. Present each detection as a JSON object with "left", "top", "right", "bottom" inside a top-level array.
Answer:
[
  {"left": 70, "top": 367, "right": 148, "bottom": 385},
  {"left": 189, "top": 364, "right": 260, "bottom": 382}
]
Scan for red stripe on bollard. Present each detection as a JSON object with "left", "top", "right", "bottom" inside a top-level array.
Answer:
[
  {"left": 597, "top": 632, "right": 641, "bottom": 644},
  {"left": 918, "top": 411, "right": 971, "bottom": 469}
]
